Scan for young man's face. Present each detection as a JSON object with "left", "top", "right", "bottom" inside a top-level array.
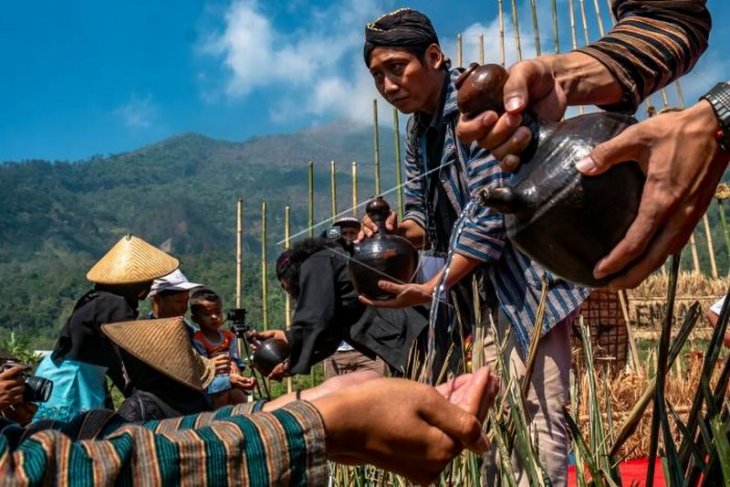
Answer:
[
  {"left": 152, "top": 290, "right": 190, "bottom": 319},
  {"left": 192, "top": 300, "right": 223, "bottom": 332},
  {"left": 368, "top": 45, "right": 443, "bottom": 114}
]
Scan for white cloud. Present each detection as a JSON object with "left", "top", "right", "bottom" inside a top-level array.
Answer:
[{"left": 115, "top": 94, "right": 158, "bottom": 129}]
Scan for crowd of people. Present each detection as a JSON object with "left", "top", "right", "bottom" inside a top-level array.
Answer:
[{"left": 1, "top": 0, "right": 729, "bottom": 485}]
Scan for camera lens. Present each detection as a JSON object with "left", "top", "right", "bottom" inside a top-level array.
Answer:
[{"left": 23, "top": 375, "right": 53, "bottom": 403}]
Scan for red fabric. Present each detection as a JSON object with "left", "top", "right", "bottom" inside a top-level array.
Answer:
[{"left": 568, "top": 458, "right": 665, "bottom": 487}]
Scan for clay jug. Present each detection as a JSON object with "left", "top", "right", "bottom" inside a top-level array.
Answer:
[
  {"left": 250, "top": 338, "right": 290, "bottom": 376},
  {"left": 349, "top": 197, "right": 419, "bottom": 299},
  {"left": 456, "top": 63, "right": 645, "bottom": 287}
]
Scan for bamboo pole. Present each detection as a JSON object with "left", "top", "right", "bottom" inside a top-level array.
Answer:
[
  {"left": 284, "top": 206, "right": 292, "bottom": 394},
  {"left": 551, "top": 0, "right": 560, "bottom": 53},
  {"left": 510, "top": 0, "right": 523, "bottom": 61},
  {"left": 308, "top": 161, "right": 314, "bottom": 238},
  {"left": 529, "top": 0, "right": 541, "bottom": 56},
  {"left": 703, "top": 214, "right": 718, "bottom": 278},
  {"left": 618, "top": 289, "right": 644, "bottom": 375},
  {"left": 479, "top": 34, "right": 485, "bottom": 64},
  {"left": 330, "top": 161, "right": 337, "bottom": 219},
  {"left": 717, "top": 198, "right": 730, "bottom": 259},
  {"left": 352, "top": 161, "right": 359, "bottom": 218},
  {"left": 261, "top": 201, "right": 268, "bottom": 330},
  {"left": 591, "top": 0, "right": 605, "bottom": 36},
  {"left": 568, "top": 0, "right": 585, "bottom": 114},
  {"left": 236, "top": 197, "right": 243, "bottom": 308},
  {"left": 689, "top": 233, "right": 701, "bottom": 273},
  {"left": 498, "top": 0, "right": 506, "bottom": 66},
  {"left": 373, "top": 98, "right": 381, "bottom": 195},
  {"left": 457, "top": 33, "right": 463, "bottom": 67},
  {"left": 393, "top": 107, "right": 403, "bottom": 219},
  {"left": 578, "top": 0, "right": 590, "bottom": 45}
]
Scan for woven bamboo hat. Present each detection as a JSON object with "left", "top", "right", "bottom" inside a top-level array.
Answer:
[
  {"left": 102, "top": 317, "right": 214, "bottom": 391},
  {"left": 87, "top": 235, "right": 179, "bottom": 285}
]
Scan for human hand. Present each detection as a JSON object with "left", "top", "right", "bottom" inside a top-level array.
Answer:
[
  {"left": 357, "top": 210, "right": 398, "bottom": 241},
  {"left": 4, "top": 401, "right": 37, "bottom": 426},
  {"left": 230, "top": 373, "right": 257, "bottom": 391},
  {"left": 576, "top": 100, "right": 730, "bottom": 288},
  {"left": 266, "top": 360, "right": 289, "bottom": 381},
  {"left": 248, "top": 329, "right": 287, "bottom": 348},
  {"left": 0, "top": 366, "right": 26, "bottom": 411},
  {"left": 457, "top": 55, "right": 567, "bottom": 171},
  {"left": 314, "top": 367, "right": 498, "bottom": 485},
  {"left": 211, "top": 354, "right": 231, "bottom": 374},
  {"left": 358, "top": 280, "right": 433, "bottom": 309}
]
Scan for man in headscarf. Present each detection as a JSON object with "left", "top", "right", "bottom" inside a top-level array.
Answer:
[{"left": 361, "top": 8, "right": 588, "bottom": 486}]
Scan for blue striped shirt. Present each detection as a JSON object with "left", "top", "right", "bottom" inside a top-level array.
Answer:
[{"left": 403, "top": 68, "right": 590, "bottom": 356}]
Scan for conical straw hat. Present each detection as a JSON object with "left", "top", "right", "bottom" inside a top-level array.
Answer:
[
  {"left": 102, "top": 317, "right": 214, "bottom": 391},
  {"left": 87, "top": 235, "right": 179, "bottom": 285}
]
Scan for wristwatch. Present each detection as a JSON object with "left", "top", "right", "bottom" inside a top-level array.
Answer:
[{"left": 700, "top": 82, "right": 730, "bottom": 152}]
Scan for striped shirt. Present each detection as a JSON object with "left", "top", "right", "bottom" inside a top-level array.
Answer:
[
  {"left": 404, "top": 68, "right": 589, "bottom": 357},
  {"left": 0, "top": 401, "right": 327, "bottom": 486},
  {"left": 578, "top": 0, "right": 711, "bottom": 112}
]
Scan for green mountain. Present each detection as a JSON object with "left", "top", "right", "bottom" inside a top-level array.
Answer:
[{"left": 0, "top": 125, "right": 403, "bottom": 347}]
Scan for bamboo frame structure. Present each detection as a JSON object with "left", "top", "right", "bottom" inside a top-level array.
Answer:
[
  {"left": 372, "top": 99, "right": 381, "bottom": 195},
  {"left": 307, "top": 161, "right": 314, "bottom": 238},
  {"left": 261, "top": 201, "right": 268, "bottom": 330},
  {"left": 498, "top": 0, "right": 506, "bottom": 66},
  {"left": 702, "top": 214, "right": 718, "bottom": 278},
  {"left": 551, "top": 0, "right": 560, "bottom": 53},
  {"left": 529, "top": 0, "right": 541, "bottom": 56},
  {"left": 510, "top": 0, "right": 523, "bottom": 60},
  {"left": 330, "top": 161, "right": 337, "bottom": 219},
  {"left": 568, "top": 0, "right": 585, "bottom": 114},
  {"left": 457, "top": 33, "right": 463, "bottom": 68},
  {"left": 479, "top": 34, "right": 485, "bottom": 64},
  {"left": 284, "top": 206, "right": 292, "bottom": 394},
  {"left": 393, "top": 107, "right": 403, "bottom": 219},
  {"left": 236, "top": 197, "right": 243, "bottom": 308},
  {"left": 352, "top": 161, "right": 359, "bottom": 218}
]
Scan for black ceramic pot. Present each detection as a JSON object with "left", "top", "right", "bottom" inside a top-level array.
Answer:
[
  {"left": 349, "top": 197, "right": 419, "bottom": 299},
  {"left": 457, "top": 63, "right": 645, "bottom": 287},
  {"left": 251, "top": 338, "right": 290, "bottom": 376}
]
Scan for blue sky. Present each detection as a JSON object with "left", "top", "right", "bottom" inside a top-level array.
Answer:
[{"left": 0, "top": 0, "right": 728, "bottom": 162}]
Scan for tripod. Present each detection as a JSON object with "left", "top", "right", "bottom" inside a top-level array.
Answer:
[{"left": 228, "top": 308, "right": 271, "bottom": 401}]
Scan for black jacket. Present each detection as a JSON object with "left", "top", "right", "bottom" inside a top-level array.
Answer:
[{"left": 285, "top": 249, "right": 428, "bottom": 375}]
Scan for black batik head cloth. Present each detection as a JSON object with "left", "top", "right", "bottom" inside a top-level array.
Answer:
[{"left": 363, "top": 8, "right": 439, "bottom": 66}]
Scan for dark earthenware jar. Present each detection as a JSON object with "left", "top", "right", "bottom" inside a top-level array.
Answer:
[
  {"left": 456, "top": 63, "right": 645, "bottom": 287},
  {"left": 251, "top": 338, "right": 290, "bottom": 376},
  {"left": 349, "top": 197, "right": 419, "bottom": 299}
]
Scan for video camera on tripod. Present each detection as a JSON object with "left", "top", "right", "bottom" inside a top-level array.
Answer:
[{"left": 226, "top": 308, "right": 290, "bottom": 378}]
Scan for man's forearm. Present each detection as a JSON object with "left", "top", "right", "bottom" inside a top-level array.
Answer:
[{"left": 399, "top": 219, "right": 428, "bottom": 248}]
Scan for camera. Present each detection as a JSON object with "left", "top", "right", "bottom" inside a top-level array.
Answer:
[
  {"left": 2, "top": 360, "right": 53, "bottom": 403},
  {"left": 226, "top": 308, "right": 250, "bottom": 338}
]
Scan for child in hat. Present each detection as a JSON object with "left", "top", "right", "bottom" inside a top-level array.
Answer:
[
  {"left": 33, "top": 235, "right": 179, "bottom": 422},
  {"left": 190, "top": 288, "right": 256, "bottom": 407}
]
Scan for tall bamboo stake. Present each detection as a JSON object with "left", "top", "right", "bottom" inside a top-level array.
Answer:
[
  {"left": 236, "top": 197, "right": 243, "bottom": 308},
  {"left": 529, "top": 0, "right": 541, "bottom": 56},
  {"left": 578, "top": 0, "right": 590, "bottom": 45},
  {"left": 373, "top": 99, "right": 381, "bottom": 195},
  {"left": 479, "top": 34, "right": 485, "bottom": 64},
  {"left": 551, "top": 0, "right": 560, "bottom": 53},
  {"left": 510, "top": 0, "right": 523, "bottom": 60},
  {"left": 457, "top": 33, "right": 463, "bottom": 67},
  {"left": 568, "top": 0, "right": 585, "bottom": 114},
  {"left": 703, "top": 214, "right": 719, "bottom": 278},
  {"left": 330, "top": 161, "right": 337, "bottom": 219},
  {"left": 717, "top": 198, "right": 730, "bottom": 259},
  {"left": 308, "top": 161, "right": 314, "bottom": 238},
  {"left": 284, "top": 206, "right": 292, "bottom": 394},
  {"left": 393, "top": 107, "right": 403, "bottom": 219},
  {"left": 498, "top": 0, "right": 506, "bottom": 66},
  {"left": 689, "top": 233, "right": 701, "bottom": 273},
  {"left": 591, "top": 0, "right": 605, "bottom": 36},
  {"left": 352, "top": 161, "right": 359, "bottom": 218},
  {"left": 261, "top": 201, "right": 268, "bottom": 330}
]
